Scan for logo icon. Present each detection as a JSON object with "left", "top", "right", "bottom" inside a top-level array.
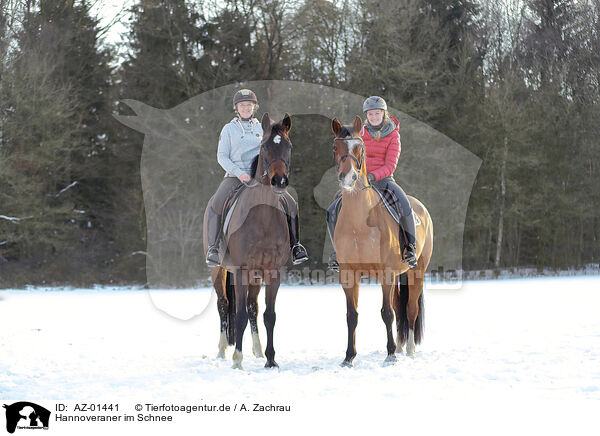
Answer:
[{"left": 3, "top": 402, "right": 50, "bottom": 434}]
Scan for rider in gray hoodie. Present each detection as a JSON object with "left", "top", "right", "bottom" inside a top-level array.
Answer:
[{"left": 205, "top": 89, "right": 309, "bottom": 267}]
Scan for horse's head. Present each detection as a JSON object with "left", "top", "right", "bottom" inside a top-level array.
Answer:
[
  {"left": 258, "top": 112, "right": 292, "bottom": 194},
  {"left": 331, "top": 115, "right": 366, "bottom": 192}
]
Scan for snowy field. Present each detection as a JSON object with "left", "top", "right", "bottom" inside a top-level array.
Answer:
[{"left": 1, "top": 276, "right": 599, "bottom": 435}]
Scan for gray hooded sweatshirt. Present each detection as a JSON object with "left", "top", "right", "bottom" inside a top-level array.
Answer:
[{"left": 217, "top": 117, "right": 263, "bottom": 178}]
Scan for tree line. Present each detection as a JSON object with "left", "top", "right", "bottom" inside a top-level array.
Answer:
[{"left": 1, "top": 0, "right": 598, "bottom": 286}]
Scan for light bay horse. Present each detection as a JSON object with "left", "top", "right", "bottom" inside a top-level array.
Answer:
[{"left": 330, "top": 116, "right": 434, "bottom": 366}]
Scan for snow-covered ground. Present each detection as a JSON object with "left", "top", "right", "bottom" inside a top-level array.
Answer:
[{"left": 1, "top": 277, "right": 598, "bottom": 435}]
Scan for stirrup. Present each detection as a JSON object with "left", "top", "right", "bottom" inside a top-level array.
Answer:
[
  {"left": 328, "top": 253, "right": 339, "bottom": 272},
  {"left": 291, "top": 243, "right": 308, "bottom": 265},
  {"left": 403, "top": 245, "right": 418, "bottom": 269},
  {"left": 206, "top": 245, "right": 220, "bottom": 267}
]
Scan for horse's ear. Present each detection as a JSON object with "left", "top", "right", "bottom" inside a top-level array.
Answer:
[
  {"left": 331, "top": 118, "right": 342, "bottom": 137},
  {"left": 261, "top": 112, "right": 271, "bottom": 134},
  {"left": 353, "top": 115, "right": 363, "bottom": 135},
  {"left": 282, "top": 113, "right": 292, "bottom": 133}
]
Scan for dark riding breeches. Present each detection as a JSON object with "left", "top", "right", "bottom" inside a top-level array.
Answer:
[
  {"left": 209, "top": 177, "right": 243, "bottom": 215},
  {"left": 326, "top": 176, "right": 413, "bottom": 246},
  {"left": 372, "top": 176, "right": 412, "bottom": 217}
]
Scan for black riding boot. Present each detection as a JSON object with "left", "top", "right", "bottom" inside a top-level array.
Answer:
[
  {"left": 399, "top": 212, "right": 418, "bottom": 269},
  {"left": 205, "top": 210, "right": 222, "bottom": 267},
  {"left": 326, "top": 196, "right": 342, "bottom": 271},
  {"left": 288, "top": 212, "right": 308, "bottom": 265}
]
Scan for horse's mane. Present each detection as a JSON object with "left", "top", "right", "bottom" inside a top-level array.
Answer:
[{"left": 250, "top": 155, "right": 259, "bottom": 178}]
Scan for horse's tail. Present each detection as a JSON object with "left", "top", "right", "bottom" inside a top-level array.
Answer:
[
  {"left": 396, "top": 273, "right": 424, "bottom": 344},
  {"left": 225, "top": 271, "right": 236, "bottom": 346}
]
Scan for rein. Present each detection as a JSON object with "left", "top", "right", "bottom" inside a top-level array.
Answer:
[
  {"left": 334, "top": 136, "right": 372, "bottom": 191},
  {"left": 257, "top": 136, "right": 290, "bottom": 183}
]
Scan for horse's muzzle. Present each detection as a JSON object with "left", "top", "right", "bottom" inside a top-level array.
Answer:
[{"left": 271, "top": 174, "right": 288, "bottom": 192}]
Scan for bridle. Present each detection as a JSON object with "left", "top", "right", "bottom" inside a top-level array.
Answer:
[
  {"left": 334, "top": 136, "right": 372, "bottom": 190},
  {"left": 259, "top": 137, "right": 290, "bottom": 180}
]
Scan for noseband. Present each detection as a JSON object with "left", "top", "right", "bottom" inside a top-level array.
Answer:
[
  {"left": 333, "top": 136, "right": 371, "bottom": 190},
  {"left": 260, "top": 138, "right": 290, "bottom": 179},
  {"left": 334, "top": 137, "right": 364, "bottom": 171}
]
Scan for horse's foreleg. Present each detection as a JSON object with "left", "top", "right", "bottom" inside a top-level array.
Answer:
[
  {"left": 232, "top": 269, "right": 248, "bottom": 370},
  {"left": 213, "top": 267, "right": 228, "bottom": 359},
  {"left": 263, "top": 274, "right": 280, "bottom": 368},
  {"left": 247, "top": 280, "right": 264, "bottom": 359},
  {"left": 381, "top": 280, "right": 396, "bottom": 364},
  {"left": 341, "top": 277, "right": 359, "bottom": 367}
]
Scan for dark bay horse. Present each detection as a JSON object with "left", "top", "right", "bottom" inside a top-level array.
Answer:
[
  {"left": 203, "top": 113, "right": 293, "bottom": 370},
  {"left": 331, "top": 116, "right": 434, "bottom": 366}
]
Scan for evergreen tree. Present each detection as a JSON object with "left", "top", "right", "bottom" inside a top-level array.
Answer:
[
  {"left": 112, "top": 0, "right": 203, "bottom": 284},
  {"left": 0, "top": 0, "right": 114, "bottom": 284}
]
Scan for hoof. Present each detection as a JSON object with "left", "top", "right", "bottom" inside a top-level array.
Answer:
[
  {"left": 218, "top": 332, "right": 228, "bottom": 359},
  {"left": 264, "top": 360, "right": 279, "bottom": 369},
  {"left": 251, "top": 333, "right": 264, "bottom": 358},
  {"left": 383, "top": 354, "right": 397, "bottom": 366},
  {"left": 232, "top": 349, "right": 243, "bottom": 369},
  {"left": 405, "top": 347, "right": 415, "bottom": 358},
  {"left": 340, "top": 360, "right": 353, "bottom": 368}
]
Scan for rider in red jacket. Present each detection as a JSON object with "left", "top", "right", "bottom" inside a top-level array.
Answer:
[
  {"left": 362, "top": 115, "right": 401, "bottom": 181},
  {"left": 327, "top": 96, "right": 418, "bottom": 270}
]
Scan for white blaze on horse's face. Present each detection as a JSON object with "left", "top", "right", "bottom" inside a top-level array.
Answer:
[
  {"left": 339, "top": 138, "right": 363, "bottom": 192},
  {"left": 341, "top": 166, "right": 359, "bottom": 192},
  {"left": 346, "top": 138, "right": 362, "bottom": 153},
  {"left": 273, "top": 135, "right": 281, "bottom": 144}
]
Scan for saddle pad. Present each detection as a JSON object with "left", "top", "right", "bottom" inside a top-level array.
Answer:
[
  {"left": 220, "top": 183, "right": 247, "bottom": 234},
  {"left": 217, "top": 183, "right": 288, "bottom": 264},
  {"left": 372, "top": 186, "right": 421, "bottom": 226}
]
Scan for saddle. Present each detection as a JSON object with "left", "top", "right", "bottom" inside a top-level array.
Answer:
[
  {"left": 331, "top": 186, "right": 421, "bottom": 228},
  {"left": 217, "top": 183, "right": 290, "bottom": 264},
  {"left": 372, "top": 185, "right": 421, "bottom": 227},
  {"left": 220, "top": 183, "right": 247, "bottom": 236}
]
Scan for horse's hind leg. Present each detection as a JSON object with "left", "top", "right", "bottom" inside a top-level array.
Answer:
[
  {"left": 247, "top": 277, "right": 264, "bottom": 358},
  {"left": 381, "top": 279, "right": 397, "bottom": 364},
  {"left": 232, "top": 269, "right": 249, "bottom": 370},
  {"left": 213, "top": 267, "right": 228, "bottom": 359},
  {"left": 405, "top": 269, "right": 424, "bottom": 357},
  {"left": 263, "top": 272, "right": 281, "bottom": 368},
  {"left": 394, "top": 275, "right": 405, "bottom": 354}
]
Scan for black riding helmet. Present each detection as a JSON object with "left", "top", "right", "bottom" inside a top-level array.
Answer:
[{"left": 232, "top": 89, "right": 258, "bottom": 109}]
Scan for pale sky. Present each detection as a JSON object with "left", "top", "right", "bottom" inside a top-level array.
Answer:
[{"left": 90, "top": 0, "right": 135, "bottom": 46}]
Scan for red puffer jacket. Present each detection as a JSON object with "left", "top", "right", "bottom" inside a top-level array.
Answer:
[{"left": 361, "top": 116, "right": 401, "bottom": 181}]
